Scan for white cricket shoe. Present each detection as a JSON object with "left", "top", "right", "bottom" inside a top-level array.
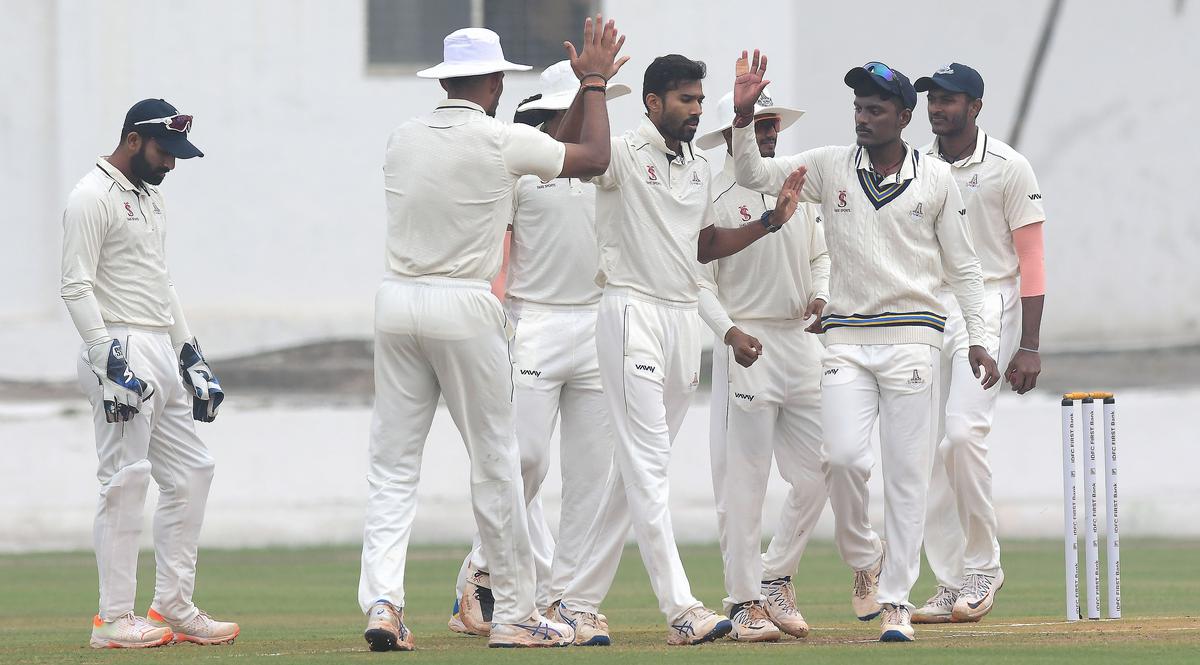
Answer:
[
  {"left": 488, "top": 612, "right": 573, "bottom": 648},
  {"left": 89, "top": 612, "right": 173, "bottom": 649},
  {"left": 548, "top": 600, "right": 608, "bottom": 631},
  {"left": 761, "top": 576, "right": 810, "bottom": 638},
  {"left": 729, "top": 601, "right": 782, "bottom": 642},
  {"left": 552, "top": 601, "right": 610, "bottom": 646},
  {"left": 459, "top": 565, "right": 495, "bottom": 636},
  {"left": 952, "top": 569, "right": 1005, "bottom": 622},
  {"left": 911, "top": 585, "right": 958, "bottom": 624},
  {"left": 852, "top": 552, "right": 884, "bottom": 621},
  {"left": 666, "top": 605, "right": 732, "bottom": 645},
  {"left": 147, "top": 608, "right": 239, "bottom": 645},
  {"left": 363, "top": 601, "right": 415, "bottom": 652},
  {"left": 879, "top": 603, "right": 915, "bottom": 642}
]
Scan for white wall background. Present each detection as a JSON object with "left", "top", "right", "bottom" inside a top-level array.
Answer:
[{"left": 2, "top": 0, "right": 1198, "bottom": 381}]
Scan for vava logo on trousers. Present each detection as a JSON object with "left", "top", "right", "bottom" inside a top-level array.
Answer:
[{"left": 634, "top": 363, "right": 656, "bottom": 372}]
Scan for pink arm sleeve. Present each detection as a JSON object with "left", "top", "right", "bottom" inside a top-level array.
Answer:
[{"left": 1013, "top": 222, "right": 1045, "bottom": 297}]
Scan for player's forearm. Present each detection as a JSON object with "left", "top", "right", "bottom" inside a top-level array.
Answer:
[
  {"left": 63, "top": 290, "right": 110, "bottom": 348},
  {"left": 810, "top": 252, "right": 831, "bottom": 303},
  {"left": 1019, "top": 295, "right": 1044, "bottom": 349},
  {"left": 559, "top": 90, "right": 610, "bottom": 178},
  {"left": 697, "top": 222, "right": 768, "bottom": 264},
  {"left": 553, "top": 89, "right": 586, "bottom": 144},
  {"left": 732, "top": 123, "right": 784, "bottom": 193},
  {"left": 698, "top": 285, "right": 735, "bottom": 339}
]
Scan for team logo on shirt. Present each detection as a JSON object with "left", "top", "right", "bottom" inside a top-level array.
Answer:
[
  {"left": 834, "top": 189, "right": 851, "bottom": 212},
  {"left": 739, "top": 205, "right": 752, "bottom": 221},
  {"left": 910, "top": 202, "right": 924, "bottom": 221},
  {"left": 123, "top": 202, "right": 136, "bottom": 218},
  {"left": 646, "top": 165, "right": 658, "bottom": 181},
  {"left": 690, "top": 171, "right": 701, "bottom": 185},
  {"left": 966, "top": 173, "right": 979, "bottom": 191},
  {"left": 907, "top": 369, "right": 925, "bottom": 387}
]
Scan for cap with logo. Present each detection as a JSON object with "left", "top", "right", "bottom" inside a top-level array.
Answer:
[
  {"left": 696, "top": 87, "right": 804, "bottom": 150},
  {"left": 124, "top": 98, "right": 203, "bottom": 159},
  {"left": 844, "top": 62, "right": 917, "bottom": 110},
  {"left": 417, "top": 27, "right": 532, "bottom": 79},
  {"left": 914, "top": 63, "right": 985, "bottom": 99},
  {"left": 516, "top": 60, "right": 631, "bottom": 113}
]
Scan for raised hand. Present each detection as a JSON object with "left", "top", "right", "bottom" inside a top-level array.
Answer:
[
  {"left": 771, "top": 167, "right": 808, "bottom": 225},
  {"left": 564, "top": 13, "right": 630, "bottom": 82},
  {"left": 734, "top": 49, "right": 770, "bottom": 117}
]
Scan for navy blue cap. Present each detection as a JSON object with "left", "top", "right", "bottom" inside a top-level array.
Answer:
[
  {"left": 915, "top": 63, "right": 984, "bottom": 99},
  {"left": 122, "top": 99, "right": 204, "bottom": 159},
  {"left": 844, "top": 62, "right": 917, "bottom": 110}
]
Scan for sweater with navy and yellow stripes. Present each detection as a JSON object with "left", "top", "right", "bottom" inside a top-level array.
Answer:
[{"left": 733, "top": 124, "right": 985, "bottom": 349}]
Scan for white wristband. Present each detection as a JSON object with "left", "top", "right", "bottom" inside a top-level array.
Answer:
[{"left": 1019, "top": 346, "right": 1040, "bottom": 353}]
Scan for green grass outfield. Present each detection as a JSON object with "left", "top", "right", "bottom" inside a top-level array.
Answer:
[{"left": 2, "top": 540, "right": 1197, "bottom": 664}]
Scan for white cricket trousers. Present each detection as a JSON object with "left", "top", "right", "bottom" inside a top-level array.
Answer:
[
  {"left": 924, "top": 280, "right": 1020, "bottom": 588},
  {"left": 560, "top": 288, "right": 702, "bottom": 621},
  {"left": 359, "top": 276, "right": 535, "bottom": 623},
  {"left": 77, "top": 324, "right": 215, "bottom": 623},
  {"left": 710, "top": 320, "right": 827, "bottom": 609},
  {"left": 458, "top": 303, "right": 615, "bottom": 609},
  {"left": 821, "top": 343, "right": 940, "bottom": 607}
]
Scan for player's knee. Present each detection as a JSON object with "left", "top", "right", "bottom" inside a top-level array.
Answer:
[
  {"left": 942, "top": 416, "right": 988, "bottom": 454},
  {"left": 825, "top": 448, "right": 871, "bottom": 477},
  {"left": 105, "top": 458, "right": 152, "bottom": 487}
]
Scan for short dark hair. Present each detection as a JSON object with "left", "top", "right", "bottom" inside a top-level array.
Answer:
[
  {"left": 853, "top": 84, "right": 905, "bottom": 112},
  {"left": 643, "top": 54, "right": 706, "bottom": 110}
]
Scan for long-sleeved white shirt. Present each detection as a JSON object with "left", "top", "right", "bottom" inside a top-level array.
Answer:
[
  {"left": 733, "top": 123, "right": 985, "bottom": 349},
  {"left": 60, "top": 158, "right": 186, "bottom": 347},
  {"left": 506, "top": 175, "right": 602, "bottom": 306},
  {"left": 592, "top": 117, "right": 714, "bottom": 303},
  {"left": 699, "top": 157, "right": 829, "bottom": 338}
]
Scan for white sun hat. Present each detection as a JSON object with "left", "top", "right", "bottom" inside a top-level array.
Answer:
[
  {"left": 417, "top": 28, "right": 532, "bottom": 79},
  {"left": 695, "top": 88, "right": 805, "bottom": 150},
  {"left": 516, "top": 60, "right": 632, "bottom": 112}
]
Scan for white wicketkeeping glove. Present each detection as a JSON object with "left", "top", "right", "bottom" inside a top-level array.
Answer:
[
  {"left": 178, "top": 338, "right": 223, "bottom": 422},
  {"left": 83, "top": 339, "right": 155, "bottom": 423}
]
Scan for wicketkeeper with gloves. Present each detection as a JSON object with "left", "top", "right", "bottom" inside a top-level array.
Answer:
[{"left": 60, "top": 99, "right": 238, "bottom": 649}]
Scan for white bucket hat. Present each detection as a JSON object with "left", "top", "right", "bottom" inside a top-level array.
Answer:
[
  {"left": 696, "top": 88, "right": 804, "bottom": 150},
  {"left": 516, "top": 60, "right": 632, "bottom": 112},
  {"left": 417, "top": 28, "right": 532, "bottom": 79}
]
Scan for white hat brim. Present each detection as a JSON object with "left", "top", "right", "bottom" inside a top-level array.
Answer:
[
  {"left": 416, "top": 60, "right": 532, "bottom": 79},
  {"left": 516, "top": 83, "right": 632, "bottom": 112},
  {"left": 696, "top": 106, "right": 805, "bottom": 150}
]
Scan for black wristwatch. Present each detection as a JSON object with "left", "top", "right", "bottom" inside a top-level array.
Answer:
[{"left": 759, "top": 210, "right": 781, "bottom": 233}]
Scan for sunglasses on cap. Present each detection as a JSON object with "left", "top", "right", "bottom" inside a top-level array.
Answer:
[
  {"left": 862, "top": 62, "right": 896, "bottom": 81},
  {"left": 134, "top": 114, "right": 193, "bottom": 133}
]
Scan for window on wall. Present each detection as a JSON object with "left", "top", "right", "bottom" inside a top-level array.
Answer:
[{"left": 367, "top": 0, "right": 596, "bottom": 72}]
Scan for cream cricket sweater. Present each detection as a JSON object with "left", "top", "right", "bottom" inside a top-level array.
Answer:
[{"left": 733, "top": 123, "right": 985, "bottom": 349}]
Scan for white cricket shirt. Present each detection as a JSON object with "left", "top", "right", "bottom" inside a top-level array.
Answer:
[
  {"left": 592, "top": 117, "right": 714, "bottom": 303},
  {"left": 922, "top": 130, "right": 1045, "bottom": 283},
  {"left": 384, "top": 99, "right": 566, "bottom": 281},
  {"left": 506, "top": 175, "right": 602, "bottom": 306},
  {"left": 734, "top": 123, "right": 986, "bottom": 348},
  {"left": 60, "top": 158, "right": 174, "bottom": 330},
  {"left": 699, "top": 157, "right": 830, "bottom": 337}
]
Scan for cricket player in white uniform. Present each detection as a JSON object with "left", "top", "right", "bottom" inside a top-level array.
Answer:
[
  {"left": 553, "top": 55, "right": 809, "bottom": 647},
  {"left": 732, "top": 53, "right": 999, "bottom": 642},
  {"left": 358, "top": 19, "right": 630, "bottom": 651},
  {"left": 696, "top": 89, "right": 830, "bottom": 642},
  {"left": 447, "top": 60, "right": 630, "bottom": 639},
  {"left": 910, "top": 63, "right": 1047, "bottom": 624},
  {"left": 61, "top": 99, "right": 238, "bottom": 649}
]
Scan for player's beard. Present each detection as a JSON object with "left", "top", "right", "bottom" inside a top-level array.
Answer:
[
  {"left": 662, "top": 113, "right": 700, "bottom": 144},
  {"left": 132, "top": 145, "right": 169, "bottom": 186}
]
